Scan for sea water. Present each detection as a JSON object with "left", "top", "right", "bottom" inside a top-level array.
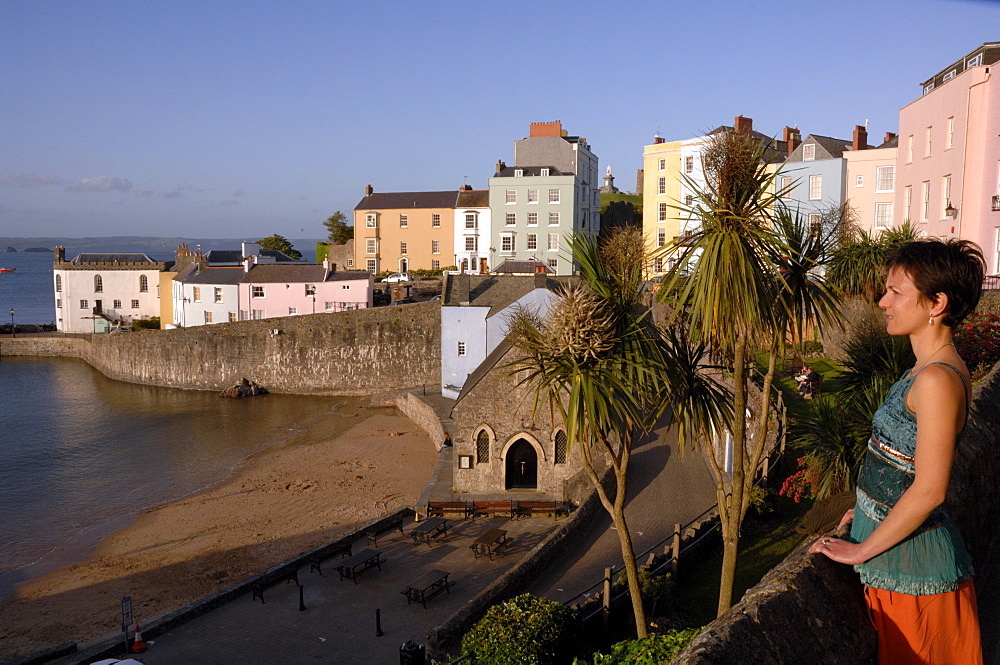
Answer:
[
  {"left": 0, "top": 356, "right": 336, "bottom": 598},
  {"left": 0, "top": 251, "right": 57, "bottom": 326}
]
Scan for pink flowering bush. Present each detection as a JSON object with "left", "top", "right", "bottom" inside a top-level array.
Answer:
[
  {"left": 954, "top": 311, "right": 1000, "bottom": 382},
  {"left": 779, "top": 458, "right": 814, "bottom": 503}
]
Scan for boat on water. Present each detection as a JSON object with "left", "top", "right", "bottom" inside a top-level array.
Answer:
[{"left": 0, "top": 267, "right": 14, "bottom": 273}]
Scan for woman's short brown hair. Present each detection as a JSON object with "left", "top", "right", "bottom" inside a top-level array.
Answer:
[{"left": 885, "top": 239, "right": 986, "bottom": 327}]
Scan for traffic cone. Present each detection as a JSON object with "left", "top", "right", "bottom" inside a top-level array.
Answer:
[{"left": 131, "top": 623, "right": 148, "bottom": 653}]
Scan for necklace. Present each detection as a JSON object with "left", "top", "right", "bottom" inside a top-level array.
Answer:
[{"left": 911, "top": 341, "right": 955, "bottom": 375}]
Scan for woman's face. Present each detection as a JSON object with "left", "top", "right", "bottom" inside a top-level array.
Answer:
[{"left": 878, "top": 266, "right": 933, "bottom": 336}]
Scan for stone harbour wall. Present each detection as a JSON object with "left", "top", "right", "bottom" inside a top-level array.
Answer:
[{"left": 0, "top": 302, "right": 441, "bottom": 395}]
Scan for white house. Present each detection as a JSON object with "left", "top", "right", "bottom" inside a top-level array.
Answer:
[{"left": 453, "top": 188, "right": 492, "bottom": 273}]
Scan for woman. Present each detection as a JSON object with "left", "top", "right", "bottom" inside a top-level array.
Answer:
[{"left": 810, "top": 238, "right": 985, "bottom": 664}]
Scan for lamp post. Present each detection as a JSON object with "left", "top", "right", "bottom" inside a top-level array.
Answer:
[{"left": 9, "top": 308, "right": 13, "bottom": 338}]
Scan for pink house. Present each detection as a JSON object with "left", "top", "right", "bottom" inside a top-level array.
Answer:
[
  {"left": 895, "top": 42, "right": 1000, "bottom": 274},
  {"left": 238, "top": 258, "right": 373, "bottom": 320}
]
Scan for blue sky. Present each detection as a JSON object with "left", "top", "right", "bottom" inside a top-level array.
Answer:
[{"left": 2, "top": 0, "right": 999, "bottom": 239}]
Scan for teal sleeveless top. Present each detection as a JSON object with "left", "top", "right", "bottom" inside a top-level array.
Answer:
[{"left": 849, "top": 362, "right": 974, "bottom": 595}]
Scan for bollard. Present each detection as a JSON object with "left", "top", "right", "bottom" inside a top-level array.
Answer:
[
  {"left": 376, "top": 608, "right": 384, "bottom": 637},
  {"left": 299, "top": 585, "right": 306, "bottom": 611}
]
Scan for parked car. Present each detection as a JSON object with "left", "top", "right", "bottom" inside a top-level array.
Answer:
[
  {"left": 385, "top": 272, "right": 410, "bottom": 283},
  {"left": 389, "top": 299, "right": 417, "bottom": 306}
]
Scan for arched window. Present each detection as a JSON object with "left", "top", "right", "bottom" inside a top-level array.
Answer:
[
  {"left": 55, "top": 275, "right": 62, "bottom": 292},
  {"left": 476, "top": 429, "right": 490, "bottom": 464},
  {"left": 554, "top": 430, "right": 568, "bottom": 464},
  {"left": 139, "top": 275, "right": 148, "bottom": 292},
  {"left": 94, "top": 275, "right": 103, "bottom": 292}
]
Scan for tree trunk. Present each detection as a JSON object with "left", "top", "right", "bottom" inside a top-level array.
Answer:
[
  {"left": 717, "top": 332, "right": 748, "bottom": 617},
  {"left": 612, "top": 500, "right": 647, "bottom": 638}
]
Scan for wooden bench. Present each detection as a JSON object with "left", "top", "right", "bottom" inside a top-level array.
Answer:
[
  {"left": 471, "top": 500, "right": 514, "bottom": 519},
  {"left": 309, "top": 542, "right": 353, "bottom": 575},
  {"left": 427, "top": 501, "right": 469, "bottom": 519},
  {"left": 515, "top": 500, "right": 571, "bottom": 519},
  {"left": 470, "top": 528, "right": 508, "bottom": 559},
  {"left": 252, "top": 567, "right": 299, "bottom": 603},
  {"left": 335, "top": 548, "right": 384, "bottom": 584},
  {"left": 401, "top": 569, "right": 451, "bottom": 608},
  {"left": 367, "top": 516, "right": 405, "bottom": 546},
  {"left": 410, "top": 517, "right": 448, "bottom": 546}
]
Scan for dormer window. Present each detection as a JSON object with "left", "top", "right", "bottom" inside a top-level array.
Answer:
[
  {"left": 802, "top": 144, "right": 815, "bottom": 161},
  {"left": 514, "top": 169, "right": 523, "bottom": 177},
  {"left": 968, "top": 54, "right": 983, "bottom": 68},
  {"left": 540, "top": 168, "right": 550, "bottom": 176},
  {"left": 943, "top": 69, "right": 957, "bottom": 82},
  {"left": 923, "top": 82, "right": 935, "bottom": 95}
]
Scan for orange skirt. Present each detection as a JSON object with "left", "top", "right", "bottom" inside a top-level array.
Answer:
[{"left": 865, "top": 579, "right": 982, "bottom": 665}]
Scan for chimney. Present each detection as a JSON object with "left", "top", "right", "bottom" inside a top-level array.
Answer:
[
  {"left": 653, "top": 135, "right": 665, "bottom": 145},
  {"left": 529, "top": 121, "right": 563, "bottom": 137},
  {"left": 365, "top": 184, "right": 373, "bottom": 196},
  {"left": 322, "top": 256, "right": 331, "bottom": 281},
  {"left": 496, "top": 160, "right": 506, "bottom": 175},
  {"left": 462, "top": 184, "right": 472, "bottom": 191},
  {"left": 853, "top": 125, "right": 868, "bottom": 151},
  {"left": 783, "top": 126, "right": 801, "bottom": 156},
  {"left": 734, "top": 115, "right": 753, "bottom": 135},
  {"left": 884, "top": 131, "right": 897, "bottom": 144},
  {"left": 53, "top": 246, "right": 66, "bottom": 264}
]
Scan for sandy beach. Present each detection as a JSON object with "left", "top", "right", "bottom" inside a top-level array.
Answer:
[{"left": 0, "top": 401, "right": 438, "bottom": 660}]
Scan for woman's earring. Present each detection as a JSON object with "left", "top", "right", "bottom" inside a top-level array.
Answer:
[{"left": 929, "top": 316, "right": 935, "bottom": 325}]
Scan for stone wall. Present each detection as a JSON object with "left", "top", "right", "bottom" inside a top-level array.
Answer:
[
  {"left": 672, "top": 362, "right": 1000, "bottom": 664},
  {"left": 0, "top": 303, "right": 441, "bottom": 395}
]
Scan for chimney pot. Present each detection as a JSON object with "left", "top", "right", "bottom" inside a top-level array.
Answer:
[
  {"left": 884, "top": 131, "right": 897, "bottom": 144},
  {"left": 365, "top": 184, "right": 373, "bottom": 196},
  {"left": 734, "top": 115, "right": 753, "bottom": 135}
]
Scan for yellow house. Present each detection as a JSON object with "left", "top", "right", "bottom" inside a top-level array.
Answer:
[
  {"left": 353, "top": 185, "right": 458, "bottom": 274},
  {"left": 642, "top": 137, "right": 683, "bottom": 275}
]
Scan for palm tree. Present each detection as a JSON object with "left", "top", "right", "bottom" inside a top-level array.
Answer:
[
  {"left": 826, "top": 220, "right": 919, "bottom": 303},
  {"left": 507, "top": 229, "right": 667, "bottom": 638}
]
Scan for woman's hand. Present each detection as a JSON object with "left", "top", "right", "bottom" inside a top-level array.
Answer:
[
  {"left": 809, "top": 536, "right": 868, "bottom": 565},
  {"left": 837, "top": 508, "right": 854, "bottom": 531}
]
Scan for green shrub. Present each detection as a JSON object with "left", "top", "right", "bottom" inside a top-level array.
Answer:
[
  {"left": 461, "top": 594, "right": 580, "bottom": 665},
  {"left": 638, "top": 568, "right": 674, "bottom": 616},
  {"left": 131, "top": 317, "right": 160, "bottom": 330},
  {"left": 801, "top": 340, "right": 823, "bottom": 355},
  {"left": 587, "top": 628, "right": 701, "bottom": 664}
]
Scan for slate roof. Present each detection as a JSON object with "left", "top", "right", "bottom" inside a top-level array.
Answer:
[
  {"left": 71, "top": 253, "right": 157, "bottom": 264},
  {"left": 442, "top": 273, "right": 576, "bottom": 317},
  {"left": 454, "top": 337, "right": 514, "bottom": 405},
  {"left": 240, "top": 264, "right": 368, "bottom": 283},
  {"left": 878, "top": 135, "right": 899, "bottom": 149},
  {"left": 493, "top": 259, "right": 556, "bottom": 275},
  {"left": 178, "top": 267, "right": 245, "bottom": 285},
  {"left": 456, "top": 190, "right": 490, "bottom": 208},
  {"left": 354, "top": 191, "right": 460, "bottom": 211},
  {"left": 203, "top": 249, "right": 299, "bottom": 264},
  {"left": 494, "top": 166, "right": 568, "bottom": 177}
]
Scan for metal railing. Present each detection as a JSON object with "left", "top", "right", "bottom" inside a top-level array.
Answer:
[{"left": 991, "top": 194, "right": 1000, "bottom": 212}]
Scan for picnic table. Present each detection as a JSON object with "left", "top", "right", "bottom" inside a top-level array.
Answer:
[
  {"left": 401, "top": 569, "right": 451, "bottom": 608},
  {"left": 410, "top": 517, "right": 448, "bottom": 546},
  {"left": 470, "top": 528, "right": 508, "bottom": 559},
  {"left": 335, "top": 548, "right": 383, "bottom": 583}
]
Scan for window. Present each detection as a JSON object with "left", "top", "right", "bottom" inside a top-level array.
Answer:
[
  {"left": 658, "top": 202, "right": 667, "bottom": 221},
  {"left": 304, "top": 284, "right": 315, "bottom": 296},
  {"left": 540, "top": 168, "right": 549, "bottom": 176},
  {"left": 288, "top": 307, "right": 297, "bottom": 315},
  {"left": 926, "top": 126, "right": 932, "bottom": 157},
  {"left": 204, "top": 311, "right": 213, "bottom": 324},
  {"left": 548, "top": 234, "right": 559, "bottom": 251},
  {"left": 346, "top": 258, "right": 354, "bottom": 268},
  {"left": 907, "top": 135, "right": 914, "bottom": 163},
  {"left": 464, "top": 213, "right": 477, "bottom": 229},
  {"left": 341, "top": 284, "right": 351, "bottom": 290},
  {"left": 942, "top": 175, "right": 952, "bottom": 216},
  {"left": 658, "top": 177, "right": 666, "bottom": 195},
  {"left": 514, "top": 169, "right": 523, "bottom": 177},
  {"left": 874, "top": 202, "right": 894, "bottom": 229},
  {"left": 192, "top": 287, "right": 201, "bottom": 302},
  {"left": 505, "top": 212, "right": 516, "bottom": 226},
  {"left": 457, "top": 341, "right": 466, "bottom": 357},
  {"left": 659, "top": 158, "right": 666, "bottom": 171},
  {"left": 80, "top": 300, "right": 88, "bottom": 309},
  {"left": 215, "top": 287, "right": 224, "bottom": 303},
  {"left": 252, "top": 309, "right": 264, "bottom": 320},
  {"left": 943, "top": 68, "right": 957, "bottom": 82},
  {"left": 506, "top": 189, "right": 517, "bottom": 204},
  {"left": 465, "top": 237, "right": 477, "bottom": 251},
  {"left": 653, "top": 257, "right": 663, "bottom": 273},
  {"left": 921, "top": 181, "right": 931, "bottom": 221},
  {"left": 94, "top": 275, "right": 103, "bottom": 292},
  {"left": 923, "top": 82, "right": 935, "bottom": 95},
  {"left": 657, "top": 228, "right": 666, "bottom": 248},
  {"left": 252, "top": 285, "right": 265, "bottom": 298},
  {"left": 684, "top": 156, "right": 693, "bottom": 173},
  {"left": 476, "top": 429, "right": 490, "bottom": 464},
  {"left": 366, "top": 259, "right": 377, "bottom": 272},
  {"left": 527, "top": 189, "right": 539, "bottom": 203},
  {"left": 549, "top": 189, "right": 560, "bottom": 203},
  {"left": 131, "top": 299, "right": 139, "bottom": 309},
  {"left": 501, "top": 235, "right": 514, "bottom": 252},
  {"left": 809, "top": 213, "right": 822, "bottom": 234},
  {"left": 546, "top": 258, "right": 557, "bottom": 270},
  {"left": 780, "top": 176, "right": 794, "bottom": 199},
  {"left": 969, "top": 54, "right": 983, "bottom": 68},
  {"left": 554, "top": 430, "right": 567, "bottom": 464},
  {"left": 432, "top": 240, "right": 441, "bottom": 254},
  {"left": 325, "top": 301, "right": 334, "bottom": 311},
  {"left": 549, "top": 212, "right": 560, "bottom": 226},
  {"left": 399, "top": 214, "right": 407, "bottom": 228},
  {"left": 400, "top": 242, "right": 407, "bottom": 255},
  {"left": 431, "top": 260, "right": 440, "bottom": 270},
  {"left": 229, "top": 312, "right": 237, "bottom": 322},
  {"left": 876, "top": 166, "right": 895, "bottom": 192},
  {"left": 432, "top": 214, "right": 441, "bottom": 228},
  {"left": 113, "top": 299, "right": 122, "bottom": 309},
  {"left": 905, "top": 185, "right": 913, "bottom": 221},
  {"left": 139, "top": 275, "right": 148, "bottom": 292},
  {"left": 856, "top": 175, "right": 864, "bottom": 188},
  {"left": 527, "top": 234, "right": 537, "bottom": 251},
  {"left": 56, "top": 298, "right": 61, "bottom": 309},
  {"left": 366, "top": 213, "right": 378, "bottom": 228},
  {"left": 527, "top": 212, "right": 538, "bottom": 226},
  {"left": 803, "top": 144, "right": 816, "bottom": 161},
  {"left": 55, "top": 274, "right": 62, "bottom": 292},
  {"left": 947, "top": 117, "right": 954, "bottom": 150},
  {"left": 685, "top": 194, "right": 695, "bottom": 207},
  {"left": 996, "top": 228, "right": 1000, "bottom": 274},
  {"left": 366, "top": 238, "right": 377, "bottom": 254},
  {"left": 809, "top": 175, "right": 822, "bottom": 200}
]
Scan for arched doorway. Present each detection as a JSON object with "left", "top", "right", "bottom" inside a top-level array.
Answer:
[
  {"left": 399, "top": 258, "right": 408, "bottom": 273},
  {"left": 461, "top": 258, "right": 469, "bottom": 273},
  {"left": 505, "top": 438, "right": 538, "bottom": 489}
]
